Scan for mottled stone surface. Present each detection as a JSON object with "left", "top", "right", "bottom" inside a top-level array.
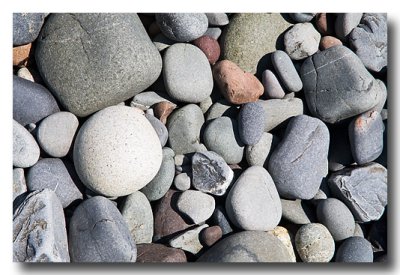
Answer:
[{"left": 136, "top": 243, "right": 187, "bottom": 263}]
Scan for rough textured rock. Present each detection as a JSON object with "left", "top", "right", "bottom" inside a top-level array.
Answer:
[
  {"left": 268, "top": 115, "right": 330, "bottom": 200},
  {"left": 192, "top": 36, "right": 221, "bottom": 64},
  {"left": 262, "top": 70, "right": 285, "bottom": 99},
  {"left": 73, "top": 106, "right": 162, "bottom": 197},
  {"left": 13, "top": 120, "right": 40, "bottom": 168},
  {"left": 13, "top": 13, "right": 46, "bottom": 46},
  {"left": 272, "top": 50, "right": 303, "bottom": 92},
  {"left": 281, "top": 199, "right": 316, "bottom": 225},
  {"left": 192, "top": 151, "right": 234, "bottom": 196},
  {"left": 69, "top": 196, "right": 136, "bottom": 262},
  {"left": 156, "top": 13, "right": 208, "bottom": 42},
  {"left": 13, "top": 189, "right": 70, "bottom": 262},
  {"left": 120, "top": 191, "right": 153, "bottom": 244},
  {"left": 167, "top": 104, "right": 204, "bottom": 155},
  {"left": 245, "top": 132, "right": 279, "bottom": 167},
  {"left": 169, "top": 224, "right": 208, "bottom": 255},
  {"left": 163, "top": 43, "right": 213, "bottom": 103},
  {"left": 335, "top": 13, "right": 363, "bottom": 41},
  {"left": 13, "top": 75, "right": 60, "bottom": 126},
  {"left": 197, "top": 231, "right": 294, "bottom": 262},
  {"left": 284, "top": 23, "right": 321, "bottom": 60},
  {"left": 328, "top": 163, "right": 387, "bottom": 223},
  {"left": 27, "top": 158, "right": 83, "bottom": 208},
  {"left": 177, "top": 190, "right": 215, "bottom": 224},
  {"left": 335, "top": 237, "right": 373, "bottom": 262},
  {"left": 173, "top": 172, "right": 191, "bottom": 191},
  {"left": 136, "top": 243, "right": 187, "bottom": 263},
  {"left": 13, "top": 168, "right": 27, "bottom": 201},
  {"left": 226, "top": 166, "right": 282, "bottom": 231},
  {"left": 36, "top": 13, "right": 162, "bottom": 117},
  {"left": 238, "top": 102, "right": 265, "bottom": 145},
  {"left": 145, "top": 113, "right": 168, "bottom": 147},
  {"left": 301, "top": 45, "right": 381, "bottom": 124}
]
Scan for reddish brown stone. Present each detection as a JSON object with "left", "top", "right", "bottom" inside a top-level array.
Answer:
[
  {"left": 148, "top": 21, "right": 161, "bottom": 38},
  {"left": 192, "top": 36, "right": 221, "bottom": 65},
  {"left": 153, "top": 190, "right": 192, "bottom": 242},
  {"left": 137, "top": 243, "right": 187, "bottom": 263},
  {"left": 153, "top": 101, "right": 177, "bottom": 125},
  {"left": 316, "top": 13, "right": 336, "bottom": 36},
  {"left": 200, "top": 226, "right": 223, "bottom": 247},
  {"left": 13, "top": 43, "right": 32, "bottom": 67},
  {"left": 213, "top": 60, "right": 264, "bottom": 105},
  {"left": 320, "top": 36, "right": 343, "bottom": 50}
]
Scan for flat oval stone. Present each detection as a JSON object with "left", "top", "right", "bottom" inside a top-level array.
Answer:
[
  {"left": 272, "top": 50, "right": 303, "bottom": 92},
  {"left": 192, "top": 151, "right": 234, "bottom": 196},
  {"left": 73, "top": 106, "right": 162, "bottom": 197},
  {"left": 177, "top": 190, "right": 215, "bottom": 224},
  {"left": 301, "top": 45, "right": 381, "bottom": 124},
  {"left": 284, "top": 23, "right": 321, "bottom": 60},
  {"left": 153, "top": 33, "right": 175, "bottom": 51},
  {"left": 69, "top": 196, "right": 136, "bottom": 262},
  {"left": 167, "top": 104, "right": 204, "bottom": 155},
  {"left": 262, "top": 70, "right": 285, "bottom": 99},
  {"left": 173, "top": 172, "right": 191, "bottom": 191},
  {"left": 13, "top": 189, "right": 70, "bottom": 262},
  {"left": 156, "top": 13, "right": 208, "bottom": 42},
  {"left": 226, "top": 166, "right": 282, "bottom": 231},
  {"left": 37, "top": 111, "right": 79, "bottom": 157},
  {"left": 120, "top": 191, "right": 153, "bottom": 244},
  {"left": 268, "top": 115, "right": 330, "bottom": 200},
  {"left": 192, "top": 36, "right": 221, "bottom": 64},
  {"left": 136, "top": 243, "right": 187, "bottom": 263},
  {"left": 36, "top": 13, "right": 162, "bottom": 117},
  {"left": 145, "top": 113, "right": 168, "bottom": 147},
  {"left": 349, "top": 110, "right": 384, "bottom": 165},
  {"left": 316, "top": 198, "right": 355, "bottom": 241},
  {"left": 13, "top": 120, "right": 40, "bottom": 168},
  {"left": 197, "top": 231, "right": 294, "bottom": 262},
  {"left": 295, "top": 223, "right": 335, "bottom": 262},
  {"left": 206, "top": 99, "right": 240, "bottom": 121},
  {"left": 140, "top": 147, "right": 175, "bottom": 201},
  {"left": 13, "top": 13, "right": 46, "bottom": 46},
  {"left": 205, "top": 13, "right": 229, "bottom": 26},
  {"left": 203, "top": 116, "right": 244, "bottom": 164},
  {"left": 13, "top": 75, "right": 60, "bottom": 126},
  {"left": 245, "top": 132, "right": 279, "bottom": 167},
  {"left": 163, "top": 43, "right": 213, "bottom": 103},
  {"left": 27, "top": 158, "right": 83, "bottom": 208},
  {"left": 328, "top": 162, "right": 387, "bottom": 223},
  {"left": 335, "top": 237, "right": 373, "bottom": 262},
  {"left": 335, "top": 13, "right": 363, "bottom": 41},
  {"left": 238, "top": 102, "right": 265, "bottom": 145}
]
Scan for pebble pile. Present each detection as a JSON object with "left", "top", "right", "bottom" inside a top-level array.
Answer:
[{"left": 13, "top": 12, "right": 387, "bottom": 263}]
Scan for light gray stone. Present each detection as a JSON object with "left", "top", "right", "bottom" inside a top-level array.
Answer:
[
  {"left": 169, "top": 224, "right": 208, "bottom": 255},
  {"left": 284, "top": 23, "right": 321, "bottom": 60},
  {"left": 271, "top": 50, "right": 303, "bottom": 92},
  {"left": 335, "top": 13, "right": 363, "bottom": 41},
  {"left": 177, "top": 190, "right": 215, "bottom": 224},
  {"left": 204, "top": 27, "right": 222, "bottom": 40},
  {"left": 145, "top": 113, "right": 168, "bottom": 147},
  {"left": 245, "top": 132, "right": 279, "bottom": 167},
  {"left": 206, "top": 99, "right": 240, "bottom": 121},
  {"left": 205, "top": 13, "right": 229, "bottom": 26},
  {"left": 13, "top": 168, "right": 27, "bottom": 201},
  {"left": 173, "top": 172, "right": 191, "bottom": 191},
  {"left": 13, "top": 119, "right": 40, "bottom": 168},
  {"left": 281, "top": 199, "right": 315, "bottom": 225},
  {"left": 262, "top": 70, "right": 285, "bottom": 99}
]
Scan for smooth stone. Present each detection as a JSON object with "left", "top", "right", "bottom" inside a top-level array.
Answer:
[
  {"left": 177, "top": 190, "right": 215, "bottom": 224},
  {"left": 206, "top": 99, "right": 240, "bottom": 121},
  {"left": 169, "top": 224, "right": 208, "bottom": 255},
  {"left": 69, "top": 196, "right": 136, "bottom": 262},
  {"left": 295, "top": 223, "right": 335, "bottom": 262},
  {"left": 36, "top": 13, "right": 162, "bottom": 117},
  {"left": 136, "top": 243, "right": 187, "bottom": 263},
  {"left": 238, "top": 102, "right": 265, "bottom": 145},
  {"left": 268, "top": 115, "right": 329, "bottom": 200},
  {"left": 284, "top": 23, "right": 321, "bottom": 60},
  {"left": 354, "top": 223, "right": 365, "bottom": 237},
  {"left": 211, "top": 206, "right": 233, "bottom": 235},
  {"left": 311, "top": 179, "right": 331, "bottom": 202},
  {"left": 13, "top": 168, "right": 27, "bottom": 201},
  {"left": 13, "top": 120, "right": 40, "bottom": 168},
  {"left": 153, "top": 33, "right": 175, "bottom": 51},
  {"left": 320, "top": 35, "right": 343, "bottom": 50},
  {"left": 199, "top": 96, "right": 214, "bottom": 114},
  {"left": 328, "top": 125, "right": 354, "bottom": 171},
  {"left": 335, "top": 13, "right": 363, "bottom": 41},
  {"left": 156, "top": 13, "right": 208, "bottom": 42},
  {"left": 13, "top": 13, "right": 46, "bottom": 46},
  {"left": 120, "top": 191, "right": 153, "bottom": 244},
  {"left": 145, "top": 113, "right": 168, "bottom": 147},
  {"left": 271, "top": 50, "right": 303, "bottom": 92},
  {"left": 335, "top": 237, "right": 373, "bottom": 262},
  {"left": 131, "top": 91, "right": 175, "bottom": 109},
  {"left": 140, "top": 147, "right": 175, "bottom": 201},
  {"left": 192, "top": 151, "right": 233, "bottom": 196},
  {"left": 167, "top": 104, "right": 205, "bottom": 155},
  {"left": 371, "top": 79, "right": 387, "bottom": 113},
  {"left": 163, "top": 43, "right": 213, "bottom": 103},
  {"left": 17, "top": 67, "right": 35, "bottom": 82},
  {"left": 200, "top": 226, "right": 223, "bottom": 247},
  {"left": 153, "top": 101, "right": 177, "bottom": 124},
  {"left": 220, "top": 13, "right": 292, "bottom": 74},
  {"left": 173, "top": 172, "right": 191, "bottom": 191},
  {"left": 197, "top": 231, "right": 294, "bottom": 262},
  {"left": 262, "top": 70, "right": 285, "bottom": 99},
  {"left": 36, "top": 111, "right": 79, "bottom": 157},
  {"left": 349, "top": 13, "right": 387, "bottom": 72},
  {"left": 349, "top": 110, "right": 384, "bottom": 165},
  {"left": 73, "top": 106, "right": 162, "bottom": 197},
  {"left": 27, "top": 158, "right": 83, "bottom": 208},
  {"left": 328, "top": 162, "right": 387, "bottom": 223},
  {"left": 13, "top": 75, "right": 60, "bottom": 126},
  {"left": 203, "top": 116, "right": 244, "bottom": 164},
  {"left": 301, "top": 45, "right": 381, "bottom": 124},
  {"left": 245, "top": 132, "right": 279, "bottom": 167},
  {"left": 205, "top": 13, "right": 229, "bottom": 26},
  {"left": 316, "top": 198, "right": 355, "bottom": 241},
  {"left": 281, "top": 199, "right": 316, "bottom": 225},
  {"left": 153, "top": 190, "right": 192, "bottom": 242},
  {"left": 259, "top": 98, "right": 304, "bottom": 132},
  {"left": 13, "top": 43, "right": 32, "bottom": 66},
  {"left": 192, "top": 36, "right": 220, "bottom": 64},
  {"left": 289, "top": 13, "right": 316, "bottom": 23},
  {"left": 13, "top": 189, "right": 69, "bottom": 262},
  {"left": 315, "top": 13, "right": 335, "bottom": 36},
  {"left": 226, "top": 166, "right": 282, "bottom": 231},
  {"left": 269, "top": 226, "right": 296, "bottom": 262},
  {"left": 204, "top": 27, "right": 222, "bottom": 40}
]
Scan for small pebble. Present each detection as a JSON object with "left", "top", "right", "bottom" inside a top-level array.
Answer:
[
  {"left": 13, "top": 43, "right": 32, "bottom": 66},
  {"left": 173, "top": 172, "right": 191, "bottom": 191},
  {"left": 177, "top": 190, "right": 215, "bottom": 224},
  {"left": 200, "top": 226, "right": 223, "bottom": 247},
  {"left": 284, "top": 23, "right": 321, "bottom": 60},
  {"left": 192, "top": 36, "right": 221, "bottom": 64},
  {"left": 204, "top": 27, "right": 222, "bottom": 40},
  {"left": 262, "top": 70, "right": 285, "bottom": 99},
  {"left": 238, "top": 102, "right": 265, "bottom": 145},
  {"left": 205, "top": 13, "right": 229, "bottom": 26},
  {"left": 169, "top": 224, "right": 209, "bottom": 255},
  {"left": 319, "top": 36, "right": 343, "bottom": 50},
  {"left": 17, "top": 67, "right": 34, "bottom": 82},
  {"left": 153, "top": 101, "right": 177, "bottom": 125},
  {"left": 271, "top": 50, "right": 303, "bottom": 92}
]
